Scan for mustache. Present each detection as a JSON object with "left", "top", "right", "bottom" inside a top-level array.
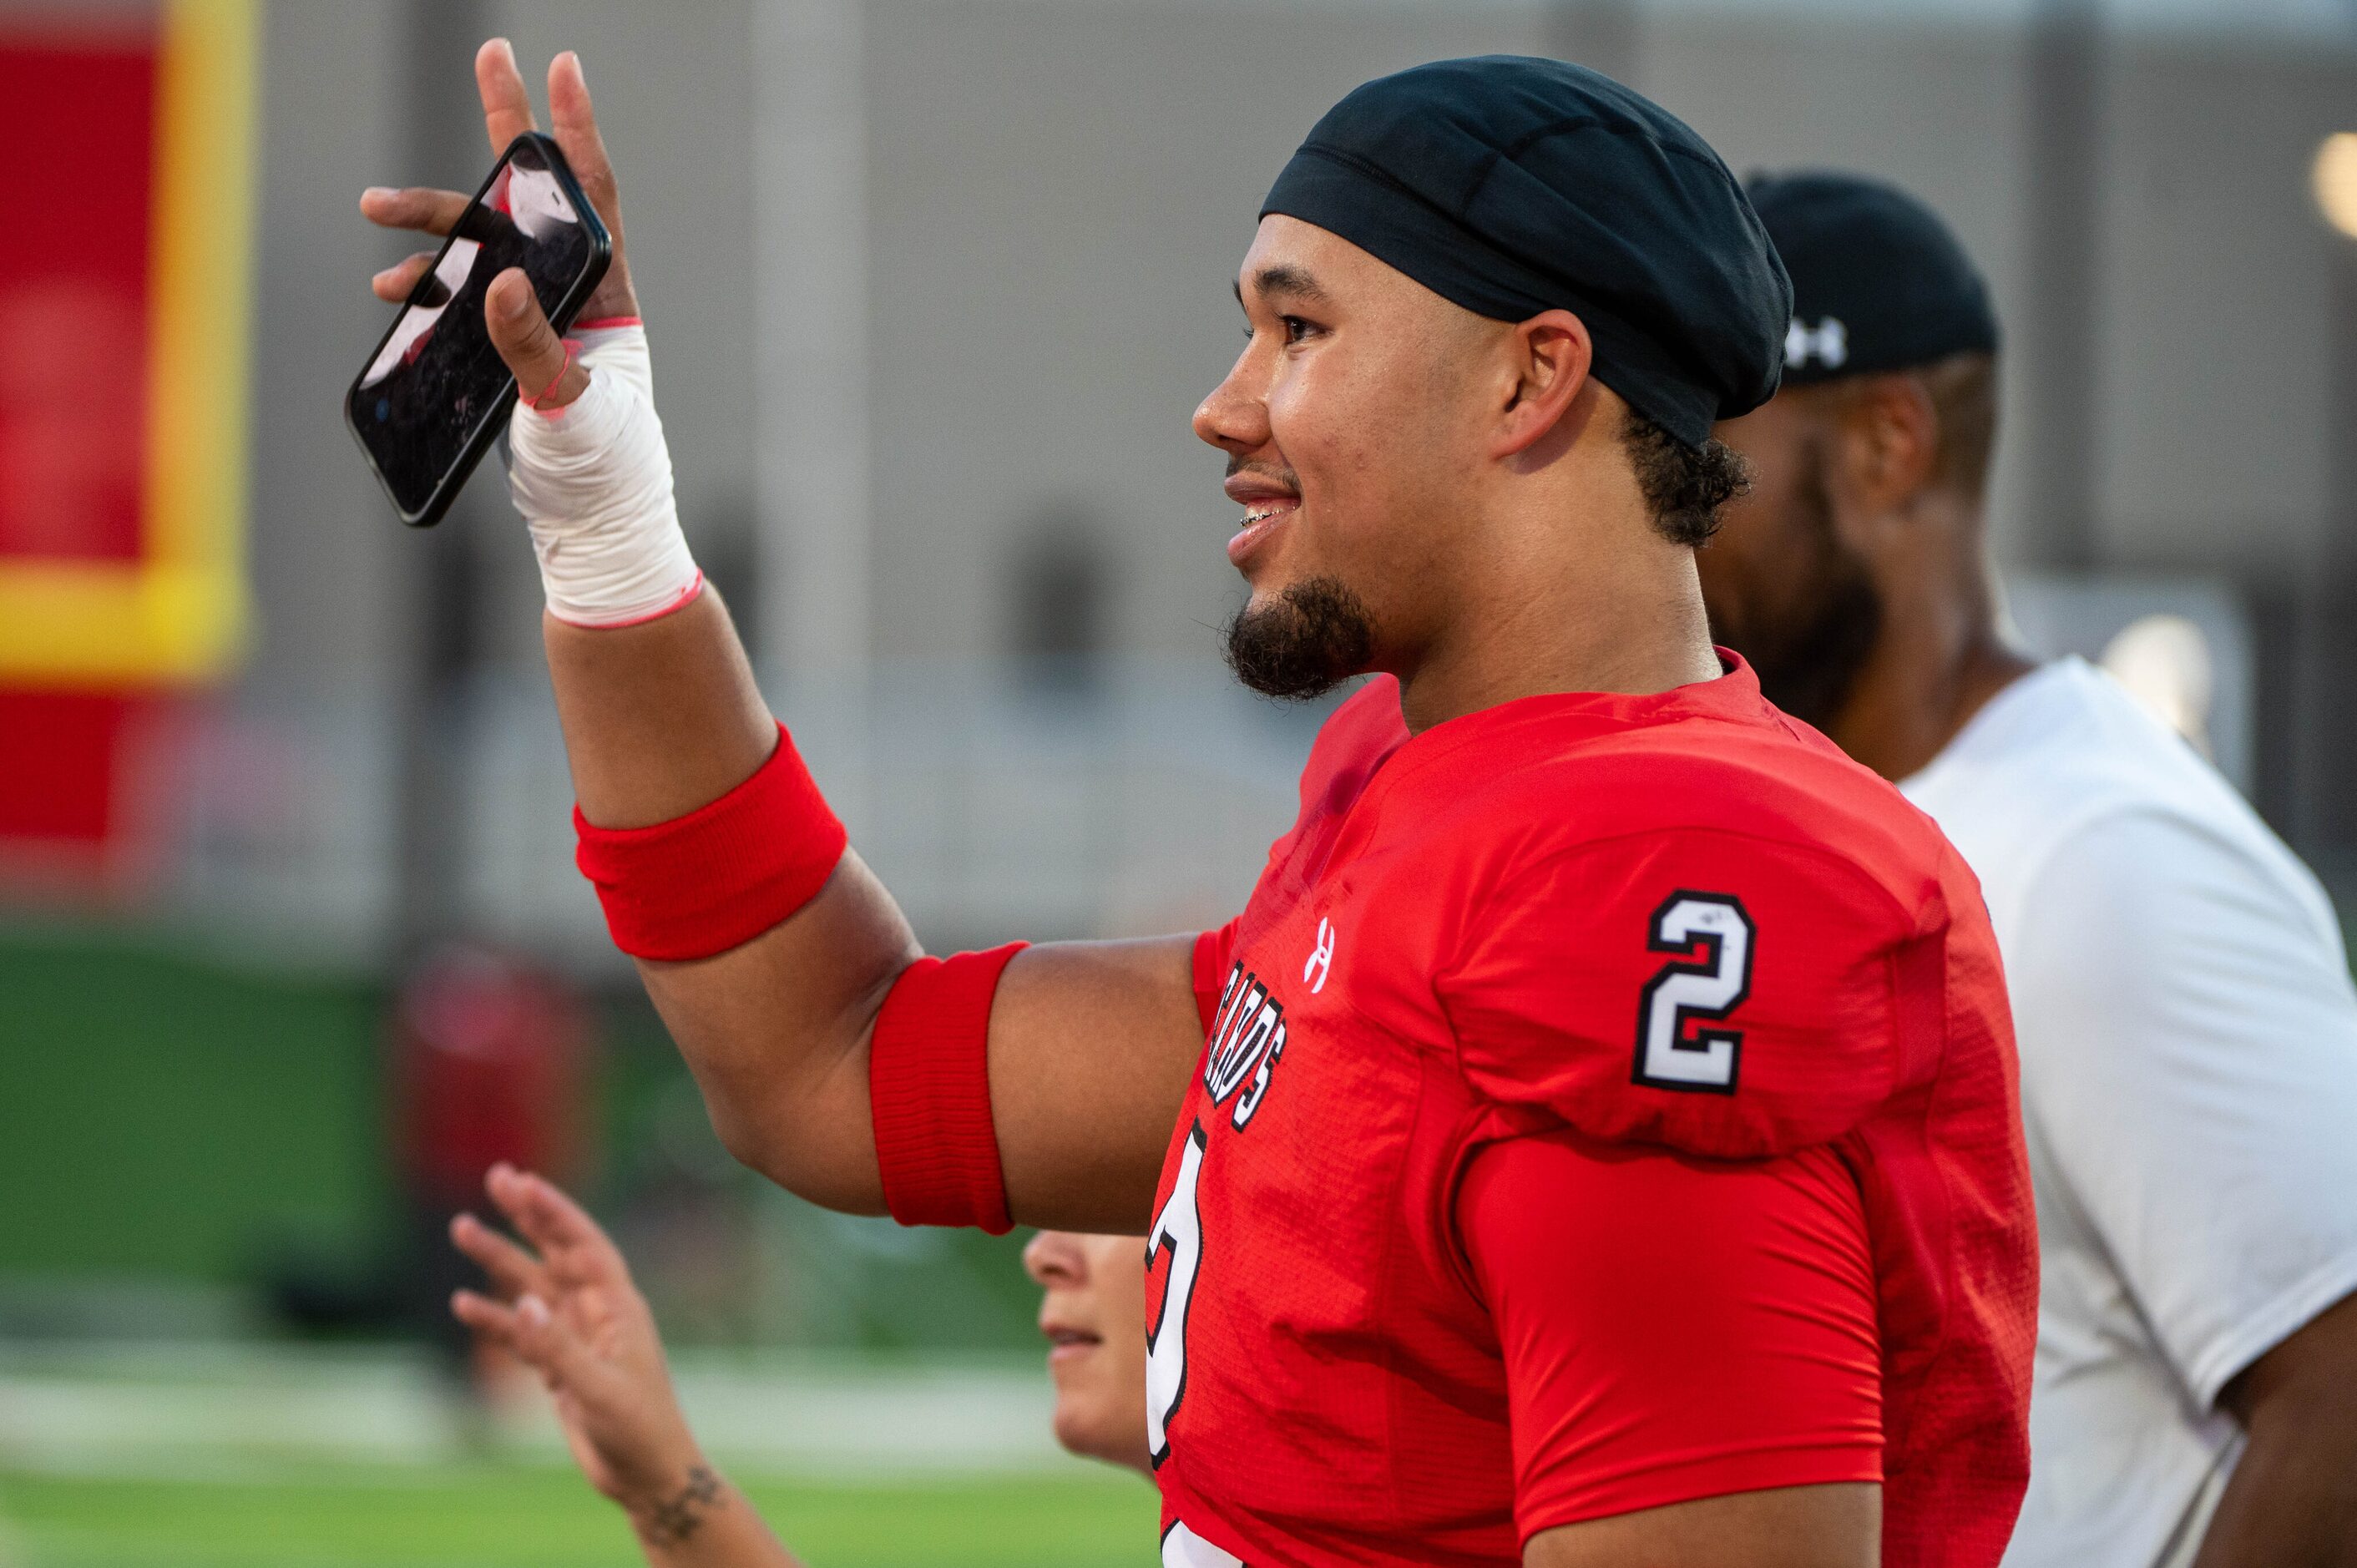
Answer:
[{"left": 1225, "top": 457, "right": 1301, "bottom": 493}]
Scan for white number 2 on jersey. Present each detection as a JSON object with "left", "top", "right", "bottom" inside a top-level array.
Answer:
[
  {"left": 1635, "top": 892, "right": 1755, "bottom": 1094},
  {"left": 1145, "top": 1123, "right": 1207, "bottom": 1465}
]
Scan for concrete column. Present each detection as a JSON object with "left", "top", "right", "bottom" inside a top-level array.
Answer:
[
  {"left": 391, "top": 0, "right": 493, "bottom": 958},
  {"left": 751, "top": 0, "right": 872, "bottom": 690},
  {"left": 2019, "top": 0, "right": 2104, "bottom": 572}
]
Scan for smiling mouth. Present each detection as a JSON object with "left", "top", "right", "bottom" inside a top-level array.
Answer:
[{"left": 1227, "top": 496, "right": 1300, "bottom": 568}]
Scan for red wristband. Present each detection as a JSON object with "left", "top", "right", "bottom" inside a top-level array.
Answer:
[
  {"left": 871, "top": 942, "right": 1028, "bottom": 1234},
  {"left": 573, "top": 723, "right": 847, "bottom": 961}
]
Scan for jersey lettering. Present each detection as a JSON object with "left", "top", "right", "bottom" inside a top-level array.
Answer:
[
  {"left": 1162, "top": 1520, "right": 1246, "bottom": 1567},
  {"left": 1633, "top": 891, "right": 1755, "bottom": 1094},
  {"left": 1202, "top": 961, "right": 1289, "bottom": 1122},
  {"left": 1146, "top": 1122, "right": 1208, "bottom": 1465},
  {"left": 1228, "top": 1015, "right": 1287, "bottom": 1132}
]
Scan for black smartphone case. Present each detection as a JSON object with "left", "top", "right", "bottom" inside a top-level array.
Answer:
[{"left": 345, "top": 132, "right": 613, "bottom": 528}]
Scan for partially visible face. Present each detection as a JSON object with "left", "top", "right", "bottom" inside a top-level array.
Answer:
[
  {"left": 1194, "top": 215, "right": 1495, "bottom": 698},
  {"left": 1022, "top": 1230, "right": 1151, "bottom": 1476},
  {"left": 1700, "top": 392, "right": 1884, "bottom": 731}
]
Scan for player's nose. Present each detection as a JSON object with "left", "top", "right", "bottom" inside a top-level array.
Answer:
[
  {"left": 1023, "top": 1228, "right": 1085, "bottom": 1286},
  {"left": 1193, "top": 350, "right": 1271, "bottom": 457}
]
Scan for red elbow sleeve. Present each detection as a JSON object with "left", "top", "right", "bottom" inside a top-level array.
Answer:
[{"left": 869, "top": 943, "right": 1028, "bottom": 1234}]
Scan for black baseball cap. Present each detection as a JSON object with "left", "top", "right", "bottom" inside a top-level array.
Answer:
[
  {"left": 1262, "top": 57, "right": 1790, "bottom": 448},
  {"left": 1744, "top": 169, "right": 1999, "bottom": 386}
]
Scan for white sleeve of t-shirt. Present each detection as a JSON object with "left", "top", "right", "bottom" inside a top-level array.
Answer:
[{"left": 2010, "top": 807, "right": 2357, "bottom": 1408}]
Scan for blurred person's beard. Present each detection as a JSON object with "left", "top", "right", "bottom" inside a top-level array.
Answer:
[
  {"left": 1720, "top": 443, "right": 1882, "bottom": 732},
  {"left": 1225, "top": 575, "right": 1376, "bottom": 700}
]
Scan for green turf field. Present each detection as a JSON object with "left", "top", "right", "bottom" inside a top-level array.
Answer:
[{"left": 0, "top": 1465, "right": 1161, "bottom": 1568}]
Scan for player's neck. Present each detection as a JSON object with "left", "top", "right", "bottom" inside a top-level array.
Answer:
[
  {"left": 1825, "top": 527, "right": 2036, "bottom": 781},
  {"left": 1393, "top": 528, "right": 1723, "bottom": 736}
]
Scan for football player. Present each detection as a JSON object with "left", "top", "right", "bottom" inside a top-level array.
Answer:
[
  {"left": 365, "top": 43, "right": 2036, "bottom": 1567},
  {"left": 1702, "top": 170, "right": 2357, "bottom": 1568}
]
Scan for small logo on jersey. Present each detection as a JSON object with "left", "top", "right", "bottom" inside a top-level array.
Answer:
[
  {"left": 1785, "top": 315, "right": 1848, "bottom": 371},
  {"left": 1303, "top": 918, "right": 1336, "bottom": 994},
  {"left": 1203, "top": 961, "right": 1290, "bottom": 1131}
]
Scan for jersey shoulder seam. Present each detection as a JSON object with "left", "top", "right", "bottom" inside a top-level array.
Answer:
[{"left": 1472, "top": 819, "right": 1929, "bottom": 930}]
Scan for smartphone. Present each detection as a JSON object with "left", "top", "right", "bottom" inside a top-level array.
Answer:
[{"left": 346, "top": 132, "right": 612, "bottom": 527}]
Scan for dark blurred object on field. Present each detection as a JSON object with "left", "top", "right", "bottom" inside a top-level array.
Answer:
[{"left": 391, "top": 943, "right": 594, "bottom": 1391}]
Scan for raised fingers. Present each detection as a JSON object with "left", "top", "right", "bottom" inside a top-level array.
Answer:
[
  {"left": 545, "top": 53, "right": 620, "bottom": 225},
  {"left": 475, "top": 38, "right": 538, "bottom": 154},
  {"left": 544, "top": 50, "right": 640, "bottom": 321},
  {"left": 490, "top": 1164, "right": 629, "bottom": 1282},
  {"left": 452, "top": 1287, "right": 520, "bottom": 1347},
  {"left": 450, "top": 1211, "right": 548, "bottom": 1301},
  {"left": 361, "top": 186, "right": 470, "bottom": 239}
]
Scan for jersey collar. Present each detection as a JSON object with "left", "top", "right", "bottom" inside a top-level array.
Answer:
[
  {"left": 1357, "top": 648, "right": 1776, "bottom": 799},
  {"left": 1405, "top": 645, "right": 1769, "bottom": 741}
]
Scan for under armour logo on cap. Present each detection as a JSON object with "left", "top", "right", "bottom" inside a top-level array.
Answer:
[
  {"left": 1748, "top": 170, "right": 2000, "bottom": 384},
  {"left": 1785, "top": 316, "right": 1848, "bottom": 371}
]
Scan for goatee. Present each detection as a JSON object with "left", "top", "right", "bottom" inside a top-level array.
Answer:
[{"left": 1223, "top": 575, "right": 1376, "bottom": 700}]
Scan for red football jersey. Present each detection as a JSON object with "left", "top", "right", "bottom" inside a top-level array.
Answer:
[{"left": 1147, "top": 655, "right": 2034, "bottom": 1567}]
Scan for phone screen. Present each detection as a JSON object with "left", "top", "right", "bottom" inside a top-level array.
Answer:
[{"left": 347, "top": 135, "right": 608, "bottom": 524}]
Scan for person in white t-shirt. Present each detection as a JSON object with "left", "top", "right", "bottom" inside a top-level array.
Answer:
[{"left": 1701, "top": 169, "right": 2357, "bottom": 1568}]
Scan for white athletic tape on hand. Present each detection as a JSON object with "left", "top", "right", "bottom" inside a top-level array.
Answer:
[
  {"left": 572, "top": 321, "right": 655, "bottom": 404},
  {"left": 506, "top": 323, "right": 703, "bottom": 629}
]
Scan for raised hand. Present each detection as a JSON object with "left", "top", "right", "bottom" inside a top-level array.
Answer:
[
  {"left": 358, "top": 39, "right": 635, "bottom": 411},
  {"left": 449, "top": 1165, "right": 705, "bottom": 1520}
]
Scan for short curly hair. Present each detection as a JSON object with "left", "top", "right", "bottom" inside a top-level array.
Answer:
[{"left": 1618, "top": 409, "right": 1754, "bottom": 547}]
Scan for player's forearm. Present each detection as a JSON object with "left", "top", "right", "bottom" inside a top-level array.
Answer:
[
  {"left": 544, "top": 590, "right": 779, "bottom": 827},
  {"left": 621, "top": 1461, "right": 806, "bottom": 1568},
  {"left": 543, "top": 574, "right": 1201, "bottom": 1228},
  {"left": 547, "top": 590, "right": 921, "bottom": 1214}
]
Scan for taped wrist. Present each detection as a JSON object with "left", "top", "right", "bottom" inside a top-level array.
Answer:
[
  {"left": 572, "top": 723, "right": 847, "bottom": 960},
  {"left": 508, "top": 321, "right": 706, "bottom": 628},
  {"left": 870, "top": 943, "right": 1029, "bottom": 1234}
]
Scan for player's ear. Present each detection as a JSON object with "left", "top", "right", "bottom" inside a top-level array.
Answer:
[
  {"left": 1494, "top": 309, "right": 1594, "bottom": 459},
  {"left": 1838, "top": 374, "right": 1939, "bottom": 512}
]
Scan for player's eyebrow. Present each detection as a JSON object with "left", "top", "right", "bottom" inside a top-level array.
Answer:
[{"left": 1236, "top": 263, "right": 1333, "bottom": 310}]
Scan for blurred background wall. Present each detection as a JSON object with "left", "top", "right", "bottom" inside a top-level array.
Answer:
[
  {"left": 3, "top": 0, "right": 2354, "bottom": 1360},
  {"left": 211, "top": 0, "right": 2357, "bottom": 961}
]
